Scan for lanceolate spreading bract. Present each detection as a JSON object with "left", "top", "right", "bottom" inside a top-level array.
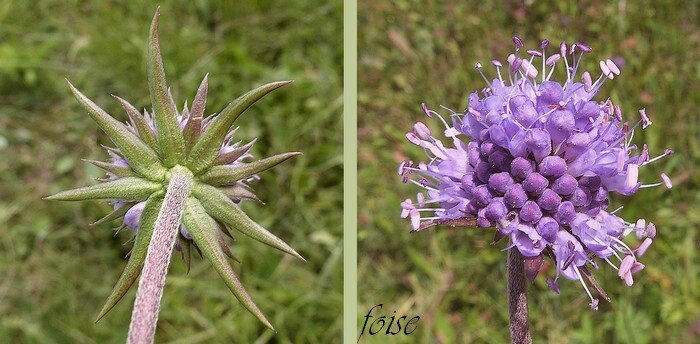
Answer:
[
  {"left": 399, "top": 36, "right": 672, "bottom": 342},
  {"left": 45, "top": 8, "right": 303, "bottom": 343}
]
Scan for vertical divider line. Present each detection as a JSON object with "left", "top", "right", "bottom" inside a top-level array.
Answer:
[{"left": 343, "top": 0, "right": 358, "bottom": 343}]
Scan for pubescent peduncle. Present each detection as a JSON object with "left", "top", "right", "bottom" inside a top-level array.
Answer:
[{"left": 127, "top": 167, "right": 193, "bottom": 344}]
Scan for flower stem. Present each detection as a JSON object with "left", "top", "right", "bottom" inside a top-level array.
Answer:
[
  {"left": 507, "top": 248, "right": 532, "bottom": 344},
  {"left": 127, "top": 168, "right": 193, "bottom": 344}
]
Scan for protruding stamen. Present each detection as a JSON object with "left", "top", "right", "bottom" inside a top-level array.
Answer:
[
  {"left": 610, "top": 236, "right": 635, "bottom": 256},
  {"left": 618, "top": 255, "right": 635, "bottom": 277},
  {"left": 608, "top": 206, "right": 622, "bottom": 215},
  {"left": 400, "top": 199, "right": 420, "bottom": 229},
  {"left": 560, "top": 41, "right": 571, "bottom": 83},
  {"left": 639, "top": 182, "right": 662, "bottom": 190},
  {"left": 639, "top": 108, "right": 652, "bottom": 128},
  {"left": 444, "top": 126, "right": 460, "bottom": 138},
  {"left": 614, "top": 105, "right": 623, "bottom": 122},
  {"left": 397, "top": 160, "right": 413, "bottom": 177},
  {"left": 642, "top": 173, "right": 673, "bottom": 189},
  {"left": 562, "top": 253, "right": 576, "bottom": 271},
  {"left": 599, "top": 60, "right": 613, "bottom": 79},
  {"left": 409, "top": 178, "right": 438, "bottom": 191},
  {"left": 508, "top": 54, "right": 523, "bottom": 76},
  {"left": 540, "top": 42, "right": 548, "bottom": 82},
  {"left": 545, "top": 54, "right": 561, "bottom": 66},
  {"left": 421, "top": 103, "right": 433, "bottom": 117},
  {"left": 413, "top": 122, "right": 432, "bottom": 140},
  {"left": 574, "top": 267, "right": 598, "bottom": 310},
  {"left": 520, "top": 59, "right": 538, "bottom": 78},
  {"left": 636, "top": 238, "right": 653, "bottom": 256},
  {"left": 630, "top": 262, "right": 645, "bottom": 274},
  {"left": 616, "top": 149, "right": 627, "bottom": 173},
  {"left": 512, "top": 35, "right": 524, "bottom": 49},
  {"left": 661, "top": 173, "right": 673, "bottom": 188},
  {"left": 608, "top": 119, "right": 643, "bottom": 149},
  {"left": 475, "top": 62, "right": 493, "bottom": 87},
  {"left": 617, "top": 255, "right": 635, "bottom": 288},
  {"left": 637, "top": 144, "right": 649, "bottom": 163},
  {"left": 576, "top": 42, "right": 592, "bottom": 53},
  {"left": 582, "top": 71, "right": 592, "bottom": 92},
  {"left": 642, "top": 149, "right": 673, "bottom": 166},
  {"left": 559, "top": 41, "right": 567, "bottom": 58},
  {"left": 646, "top": 223, "right": 657, "bottom": 238},
  {"left": 605, "top": 59, "right": 621, "bottom": 75},
  {"left": 405, "top": 132, "right": 421, "bottom": 145},
  {"left": 545, "top": 54, "right": 560, "bottom": 80},
  {"left": 529, "top": 107, "right": 559, "bottom": 128},
  {"left": 625, "top": 164, "right": 639, "bottom": 189}
]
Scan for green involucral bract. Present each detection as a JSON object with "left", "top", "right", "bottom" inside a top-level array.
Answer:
[{"left": 45, "top": 8, "right": 303, "bottom": 331}]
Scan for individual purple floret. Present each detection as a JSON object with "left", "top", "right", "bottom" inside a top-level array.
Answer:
[{"left": 399, "top": 37, "right": 673, "bottom": 309}]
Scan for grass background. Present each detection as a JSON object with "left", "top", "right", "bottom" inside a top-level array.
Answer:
[
  {"left": 0, "top": 1, "right": 342, "bottom": 343},
  {"left": 359, "top": 1, "right": 698, "bottom": 343}
]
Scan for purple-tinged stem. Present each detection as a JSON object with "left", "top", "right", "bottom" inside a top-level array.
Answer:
[
  {"left": 508, "top": 248, "right": 532, "bottom": 344},
  {"left": 127, "top": 168, "right": 193, "bottom": 344}
]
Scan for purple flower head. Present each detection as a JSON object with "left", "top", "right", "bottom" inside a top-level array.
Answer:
[{"left": 399, "top": 38, "right": 673, "bottom": 309}]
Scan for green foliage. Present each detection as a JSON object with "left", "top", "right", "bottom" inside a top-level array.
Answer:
[
  {"left": 97, "top": 193, "right": 164, "bottom": 323},
  {"left": 147, "top": 8, "right": 186, "bottom": 167},
  {"left": 68, "top": 81, "right": 166, "bottom": 179},
  {"left": 187, "top": 80, "right": 293, "bottom": 173},
  {"left": 359, "top": 0, "right": 699, "bottom": 343},
  {"left": 200, "top": 152, "right": 301, "bottom": 186},
  {"left": 193, "top": 183, "right": 303, "bottom": 261},
  {"left": 182, "top": 196, "right": 272, "bottom": 330},
  {"left": 0, "top": 0, "right": 342, "bottom": 342},
  {"left": 45, "top": 177, "right": 162, "bottom": 201}
]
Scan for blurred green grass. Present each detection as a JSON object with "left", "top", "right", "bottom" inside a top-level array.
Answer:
[
  {"left": 359, "top": 1, "right": 698, "bottom": 343},
  {"left": 0, "top": 1, "right": 341, "bottom": 343}
]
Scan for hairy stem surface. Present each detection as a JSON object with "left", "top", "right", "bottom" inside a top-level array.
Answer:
[
  {"left": 127, "top": 168, "right": 193, "bottom": 344},
  {"left": 508, "top": 248, "right": 532, "bottom": 344}
]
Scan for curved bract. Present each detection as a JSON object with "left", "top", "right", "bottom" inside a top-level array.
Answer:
[{"left": 45, "top": 8, "right": 303, "bottom": 332}]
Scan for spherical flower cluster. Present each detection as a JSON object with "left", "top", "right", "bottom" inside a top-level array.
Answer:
[{"left": 399, "top": 37, "right": 672, "bottom": 309}]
